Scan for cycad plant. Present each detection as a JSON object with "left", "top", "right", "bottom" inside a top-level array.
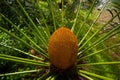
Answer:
[{"left": 0, "top": 0, "right": 120, "bottom": 80}]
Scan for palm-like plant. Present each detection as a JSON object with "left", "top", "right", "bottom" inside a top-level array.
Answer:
[{"left": 0, "top": 0, "right": 120, "bottom": 80}]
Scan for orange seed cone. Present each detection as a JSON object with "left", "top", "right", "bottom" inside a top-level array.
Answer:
[{"left": 48, "top": 27, "right": 78, "bottom": 69}]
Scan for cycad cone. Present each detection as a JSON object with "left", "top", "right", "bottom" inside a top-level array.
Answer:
[{"left": 48, "top": 27, "right": 78, "bottom": 69}]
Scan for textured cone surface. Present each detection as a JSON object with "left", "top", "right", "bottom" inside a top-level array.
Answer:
[{"left": 48, "top": 27, "right": 78, "bottom": 69}]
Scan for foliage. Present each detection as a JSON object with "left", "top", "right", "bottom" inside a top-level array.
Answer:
[
  {"left": 0, "top": 0, "right": 39, "bottom": 30},
  {"left": 0, "top": 0, "right": 120, "bottom": 80}
]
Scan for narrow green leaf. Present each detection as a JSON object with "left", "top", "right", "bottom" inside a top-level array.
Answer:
[
  {"left": 0, "top": 26, "right": 48, "bottom": 58},
  {"left": 71, "top": 1, "right": 81, "bottom": 32},
  {"left": 61, "top": 0, "right": 64, "bottom": 26},
  {"left": 78, "top": 2, "right": 107, "bottom": 47},
  {"left": 81, "top": 24, "right": 120, "bottom": 54},
  {"left": 47, "top": 0, "right": 56, "bottom": 30},
  {"left": 0, "top": 54, "right": 50, "bottom": 67},
  {"left": 1, "top": 14, "right": 46, "bottom": 54},
  {"left": 21, "top": 17, "right": 49, "bottom": 50},
  {"left": 79, "top": 43, "right": 120, "bottom": 60},
  {"left": 36, "top": 1, "right": 51, "bottom": 38},
  {"left": 76, "top": 0, "right": 97, "bottom": 37},
  {"left": 46, "top": 76, "right": 55, "bottom": 80},
  {"left": 79, "top": 73, "right": 94, "bottom": 80},
  {"left": 0, "top": 44, "right": 43, "bottom": 60},
  {"left": 0, "top": 69, "right": 42, "bottom": 76},
  {"left": 78, "top": 61, "right": 120, "bottom": 66},
  {"left": 16, "top": 0, "right": 48, "bottom": 47},
  {"left": 38, "top": 72, "right": 51, "bottom": 80},
  {"left": 78, "top": 11, "right": 120, "bottom": 53},
  {"left": 38, "top": 10, "right": 51, "bottom": 38},
  {"left": 79, "top": 70, "right": 114, "bottom": 80}
]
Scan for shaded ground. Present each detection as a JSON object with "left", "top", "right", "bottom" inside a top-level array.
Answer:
[{"left": 97, "top": 10, "right": 119, "bottom": 24}]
